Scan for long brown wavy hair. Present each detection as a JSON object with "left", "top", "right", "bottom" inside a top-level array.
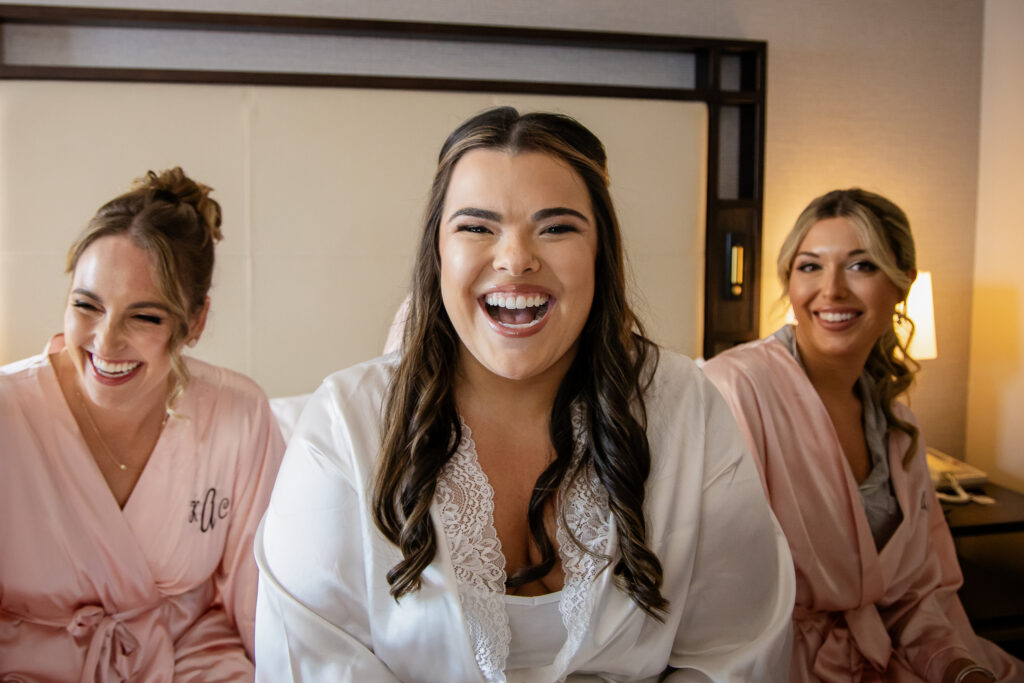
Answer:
[
  {"left": 66, "top": 167, "right": 223, "bottom": 412},
  {"left": 777, "top": 188, "right": 920, "bottom": 465},
  {"left": 372, "top": 107, "right": 667, "bottom": 616}
]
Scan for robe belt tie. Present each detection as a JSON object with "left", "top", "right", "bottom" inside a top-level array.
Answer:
[
  {"left": 794, "top": 603, "right": 892, "bottom": 682},
  {"left": 1, "top": 602, "right": 157, "bottom": 682},
  {"left": 68, "top": 605, "right": 140, "bottom": 682}
]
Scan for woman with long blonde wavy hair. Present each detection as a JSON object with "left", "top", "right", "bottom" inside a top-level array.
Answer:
[{"left": 704, "top": 188, "right": 1021, "bottom": 683}]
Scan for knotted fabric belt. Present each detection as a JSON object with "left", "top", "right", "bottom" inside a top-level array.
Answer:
[
  {"left": 2, "top": 602, "right": 159, "bottom": 682},
  {"left": 794, "top": 602, "right": 892, "bottom": 682}
]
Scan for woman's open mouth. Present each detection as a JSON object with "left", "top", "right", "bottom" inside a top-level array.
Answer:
[
  {"left": 483, "top": 292, "right": 551, "bottom": 330},
  {"left": 813, "top": 309, "right": 862, "bottom": 331},
  {"left": 816, "top": 311, "right": 859, "bottom": 323},
  {"left": 90, "top": 353, "right": 143, "bottom": 383}
]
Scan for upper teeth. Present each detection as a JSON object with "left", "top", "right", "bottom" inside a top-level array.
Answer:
[
  {"left": 484, "top": 293, "right": 550, "bottom": 309},
  {"left": 92, "top": 355, "right": 141, "bottom": 376},
  {"left": 819, "top": 312, "right": 856, "bottom": 322}
]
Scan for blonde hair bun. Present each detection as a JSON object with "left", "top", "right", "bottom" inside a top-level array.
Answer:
[{"left": 132, "top": 166, "right": 223, "bottom": 245}]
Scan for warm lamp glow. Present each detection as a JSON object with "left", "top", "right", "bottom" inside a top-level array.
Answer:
[{"left": 898, "top": 271, "right": 938, "bottom": 360}]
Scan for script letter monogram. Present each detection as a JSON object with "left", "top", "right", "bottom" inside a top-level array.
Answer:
[{"left": 188, "top": 487, "right": 231, "bottom": 532}]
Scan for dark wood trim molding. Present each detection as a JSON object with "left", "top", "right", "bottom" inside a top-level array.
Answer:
[{"left": 0, "top": 3, "right": 767, "bottom": 356}]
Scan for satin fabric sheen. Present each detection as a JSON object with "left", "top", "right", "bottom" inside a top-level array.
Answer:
[
  {"left": 703, "top": 335, "right": 1022, "bottom": 682},
  {"left": 255, "top": 350, "right": 796, "bottom": 682},
  {"left": 0, "top": 340, "right": 286, "bottom": 681}
]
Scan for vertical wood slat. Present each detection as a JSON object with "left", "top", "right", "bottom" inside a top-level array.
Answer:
[{"left": 703, "top": 43, "right": 766, "bottom": 358}]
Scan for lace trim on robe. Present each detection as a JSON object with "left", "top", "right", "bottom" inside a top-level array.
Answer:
[
  {"left": 435, "top": 420, "right": 510, "bottom": 681},
  {"left": 435, "top": 412, "right": 610, "bottom": 682},
  {"left": 556, "top": 408, "right": 612, "bottom": 665}
]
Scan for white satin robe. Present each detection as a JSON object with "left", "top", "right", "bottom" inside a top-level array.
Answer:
[
  {"left": 0, "top": 345, "right": 285, "bottom": 681},
  {"left": 702, "top": 335, "right": 1022, "bottom": 682},
  {"left": 255, "top": 350, "right": 795, "bottom": 682}
]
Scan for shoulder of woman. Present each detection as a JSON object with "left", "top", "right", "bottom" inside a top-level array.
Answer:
[
  {"left": 1, "top": 351, "right": 49, "bottom": 378},
  {"left": 0, "top": 350, "right": 53, "bottom": 399},
  {"left": 645, "top": 347, "right": 737, "bottom": 424},
  {"left": 702, "top": 336, "right": 786, "bottom": 378},
  {"left": 704, "top": 337, "right": 804, "bottom": 401},
  {"left": 648, "top": 346, "right": 700, "bottom": 382},
  {"left": 284, "top": 355, "right": 398, "bottom": 440},
  {"left": 0, "top": 353, "right": 63, "bottom": 439},
  {"left": 317, "top": 354, "right": 397, "bottom": 408},
  {"left": 182, "top": 355, "right": 396, "bottom": 427},
  {"left": 0, "top": 333, "right": 61, "bottom": 380},
  {"left": 644, "top": 348, "right": 764, "bottom": 492},
  {"left": 272, "top": 356, "right": 399, "bottom": 488}
]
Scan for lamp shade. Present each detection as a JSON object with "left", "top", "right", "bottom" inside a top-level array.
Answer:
[{"left": 899, "top": 271, "right": 938, "bottom": 360}]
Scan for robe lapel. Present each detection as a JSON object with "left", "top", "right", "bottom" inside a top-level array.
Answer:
[
  {"left": 770, "top": 345, "right": 886, "bottom": 603},
  {"left": 874, "top": 430, "right": 917, "bottom": 572},
  {"left": 39, "top": 362, "right": 162, "bottom": 607}
]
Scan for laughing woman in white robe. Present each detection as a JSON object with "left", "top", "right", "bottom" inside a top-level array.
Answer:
[{"left": 255, "top": 107, "right": 794, "bottom": 682}]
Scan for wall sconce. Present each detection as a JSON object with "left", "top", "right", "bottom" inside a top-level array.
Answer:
[
  {"left": 725, "top": 233, "right": 744, "bottom": 299},
  {"left": 897, "top": 271, "right": 938, "bottom": 360}
]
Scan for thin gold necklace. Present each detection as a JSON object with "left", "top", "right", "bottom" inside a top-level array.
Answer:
[{"left": 77, "top": 391, "right": 168, "bottom": 472}]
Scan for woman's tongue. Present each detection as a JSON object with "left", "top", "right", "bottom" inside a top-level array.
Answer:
[{"left": 497, "top": 307, "right": 535, "bottom": 325}]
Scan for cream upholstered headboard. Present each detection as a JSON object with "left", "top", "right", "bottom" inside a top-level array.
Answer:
[{"left": 0, "top": 83, "right": 706, "bottom": 398}]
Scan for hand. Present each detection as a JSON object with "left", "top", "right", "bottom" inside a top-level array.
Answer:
[{"left": 942, "top": 658, "right": 997, "bottom": 683}]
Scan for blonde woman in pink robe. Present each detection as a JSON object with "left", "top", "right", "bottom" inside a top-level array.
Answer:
[
  {"left": 0, "top": 168, "right": 285, "bottom": 681},
  {"left": 703, "top": 188, "right": 1021, "bottom": 683}
]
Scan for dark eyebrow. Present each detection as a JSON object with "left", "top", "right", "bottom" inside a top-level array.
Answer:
[
  {"left": 795, "top": 249, "right": 868, "bottom": 259},
  {"left": 448, "top": 207, "right": 501, "bottom": 222},
  {"left": 71, "top": 288, "right": 170, "bottom": 312},
  {"left": 532, "top": 207, "right": 590, "bottom": 223},
  {"left": 447, "top": 206, "right": 590, "bottom": 224}
]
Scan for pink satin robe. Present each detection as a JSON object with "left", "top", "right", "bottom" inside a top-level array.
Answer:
[
  {"left": 703, "top": 335, "right": 1021, "bottom": 683},
  {"left": 0, "top": 342, "right": 285, "bottom": 681}
]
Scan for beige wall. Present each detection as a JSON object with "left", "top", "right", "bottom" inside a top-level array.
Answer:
[
  {"left": 721, "top": 2, "right": 983, "bottom": 460},
  {"left": 5, "top": 0, "right": 989, "bottom": 458},
  {"left": 966, "top": 0, "right": 1024, "bottom": 489},
  {"left": 0, "top": 85, "right": 705, "bottom": 397}
]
